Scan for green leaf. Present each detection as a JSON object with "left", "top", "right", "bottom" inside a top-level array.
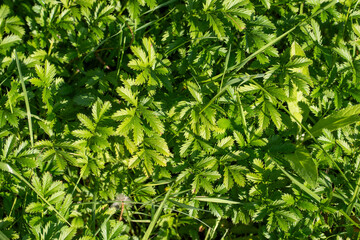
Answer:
[
  {"left": 266, "top": 101, "right": 282, "bottom": 130},
  {"left": 233, "top": 130, "right": 245, "bottom": 147},
  {"left": 206, "top": 13, "right": 225, "bottom": 38},
  {"left": 259, "top": 0, "right": 270, "bottom": 9},
  {"left": 334, "top": 46, "right": 352, "bottom": 62},
  {"left": 141, "top": 108, "right": 164, "bottom": 134},
  {"left": 117, "top": 87, "right": 138, "bottom": 106},
  {"left": 92, "top": 99, "right": 111, "bottom": 123},
  {"left": 306, "top": 104, "right": 360, "bottom": 140},
  {"left": 285, "top": 146, "right": 318, "bottom": 188},
  {"left": 77, "top": 113, "right": 95, "bottom": 131},
  {"left": 0, "top": 5, "right": 10, "bottom": 19},
  {"left": 290, "top": 42, "right": 311, "bottom": 79},
  {"left": 145, "top": 135, "right": 171, "bottom": 156},
  {"left": 187, "top": 81, "right": 202, "bottom": 103},
  {"left": 290, "top": 41, "right": 306, "bottom": 57},
  {"left": 0, "top": 34, "right": 21, "bottom": 50},
  {"left": 72, "top": 129, "right": 93, "bottom": 139},
  {"left": 0, "top": 162, "right": 72, "bottom": 225},
  {"left": 223, "top": 167, "right": 233, "bottom": 190}
]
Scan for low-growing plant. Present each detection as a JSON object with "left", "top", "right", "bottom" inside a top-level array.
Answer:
[{"left": 1, "top": 0, "right": 360, "bottom": 239}]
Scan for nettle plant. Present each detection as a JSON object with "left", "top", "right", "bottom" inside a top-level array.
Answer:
[{"left": 1, "top": 0, "right": 360, "bottom": 239}]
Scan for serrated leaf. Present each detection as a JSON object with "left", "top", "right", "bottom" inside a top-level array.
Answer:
[
  {"left": 145, "top": 0, "right": 157, "bottom": 9},
  {"left": 238, "top": 83, "right": 260, "bottom": 92},
  {"left": 92, "top": 99, "right": 111, "bottom": 123},
  {"left": 286, "top": 57, "right": 312, "bottom": 69},
  {"left": 206, "top": 13, "right": 225, "bottom": 38},
  {"left": 311, "top": 19, "right": 322, "bottom": 44},
  {"left": 0, "top": 5, "right": 10, "bottom": 19},
  {"left": 127, "top": 1, "right": 140, "bottom": 19},
  {"left": 336, "top": 139, "right": 352, "bottom": 155},
  {"left": 128, "top": 154, "right": 140, "bottom": 169},
  {"left": 223, "top": 167, "right": 233, "bottom": 190},
  {"left": 266, "top": 101, "right": 282, "bottom": 129},
  {"left": 146, "top": 149, "right": 167, "bottom": 166},
  {"left": 77, "top": 113, "right": 95, "bottom": 131},
  {"left": 141, "top": 108, "right": 164, "bottom": 134},
  {"left": 195, "top": 156, "right": 217, "bottom": 169},
  {"left": 290, "top": 41, "right": 306, "bottom": 57},
  {"left": 217, "top": 136, "right": 234, "bottom": 148},
  {"left": 133, "top": 116, "right": 144, "bottom": 145},
  {"left": 29, "top": 77, "right": 44, "bottom": 87},
  {"left": 117, "top": 87, "right": 138, "bottom": 106},
  {"left": 0, "top": 34, "right": 21, "bottom": 50},
  {"left": 225, "top": 15, "right": 245, "bottom": 31},
  {"left": 252, "top": 15, "right": 275, "bottom": 29},
  {"left": 187, "top": 81, "right": 202, "bottom": 103},
  {"left": 334, "top": 47, "right": 352, "bottom": 62},
  {"left": 72, "top": 129, "right": 93, "bottom": 139},
  {"left": 282, "top": 194, "right": 295, "bottom": 206},
  {"left": 48, "top": 191, "right": 66, "bottom": 205},
  {"left": 290, "top": 42, "right": 311, "bottom": 78},
  {"left": 26, "top": 202, "right": 44, "bottom": 213},
  {"left": 233, "top": 130, "right": 245, "bottom": 147},
  {"left": 145, "top": 135, "right": 171, "bottom": 156}
]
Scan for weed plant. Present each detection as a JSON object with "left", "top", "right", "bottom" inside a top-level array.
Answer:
[{"left": 1, "top": 0, "right": 360, "bottom": 239}]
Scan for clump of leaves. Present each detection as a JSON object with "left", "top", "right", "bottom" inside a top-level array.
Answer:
[{"left": 1, "top": 0, "right": 360, "bottom": 239}]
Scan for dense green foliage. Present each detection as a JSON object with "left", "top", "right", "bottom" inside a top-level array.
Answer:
[{"left": 1, "top": 0, "right": 360, "bottom": 239}]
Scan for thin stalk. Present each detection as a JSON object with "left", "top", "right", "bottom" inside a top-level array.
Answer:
[
  {"left": 346, "top": 174, "right": 360, "bottom": 214},
  {"left": 71, "top": 167, "right": 85, "bottom": 196},
  {"left": 140, "top": 0, "right": 177, "bottom": 16},
  {"left": 116, "top": 32, "right": 126, "bottom": 81},
  {"left": 14, "top": 50, "right": 34, "bottom": 147},
  {"left": 219, "top": 44, "right": 231, "bottom": 93},
  {"left": 91, "top": 177, "right": 98, "bottom": 232},
  {"left": 142, "top": 184, "right": 173, "bottom": 240},
  {"left": 209, "top": 217, "right": 221, "bottom": 240},
  {"left": 236, "top": 93, "right": 249, "bottom": 140}
]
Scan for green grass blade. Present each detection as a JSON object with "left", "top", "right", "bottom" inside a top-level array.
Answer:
[
  {"left": 142, "top": 185, "right": 173, "bottom": 240},
  {"left": 194, "top": 196, "right": 242, "bottom": 205},
  {"left": 339, "top": 209, "right": 360, "bottom": 229},
  {"left": 168, "top": 199, "right": 211, "bottom": 212},
  {"left": 140, "top": 0, "right": 177, "bottom": 16},
  {"left": 0, "top": 231, "right": 10, "bottom": 240},
  {"left": 305, "top": 104, "right": 360, "bottom": 140},
  {"left": 346, "top": 175, "right": 360, "bottom": 214},
  {"left": 270, "top": 157, "right": 321, "bottom": 203},
  {"left": 219, "top": 44, "right": 231, "bottom": 92},
  {"left": 14, "top": 50, "right": 33, "bottom": 147}
]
